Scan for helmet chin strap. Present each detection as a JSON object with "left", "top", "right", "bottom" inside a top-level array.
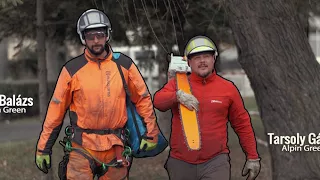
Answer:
[
  {"left": 104, "top": 43, "right": 111, "bottom": 54},
  {"left": 106, "top": 28, "right": 112, "bottom": 42}
]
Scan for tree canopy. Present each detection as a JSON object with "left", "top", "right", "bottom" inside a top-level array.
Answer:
[{"left": 0, "top": 0, "right": 129, "bottom": 45}]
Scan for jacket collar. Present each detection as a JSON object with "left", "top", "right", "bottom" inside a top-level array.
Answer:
[
  {"left": 189, "top": 70, "right": 217, "bottom": 84},
  {"left": 84, "top": 45, "right": 112, "bottom": 63}
]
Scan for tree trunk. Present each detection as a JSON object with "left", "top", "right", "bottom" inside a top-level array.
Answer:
[
  {"left": 297, "top": 1, "right": 310, "bottom": 38},
  {"left": 46, "top": 41, "right": 61, "bottom": 81},
  {"left": 37, "top": 0, "right": 52, "bottom": 179},
  {"left": 0, "top": 38, "right": 8, "bottom": 80},
  {"left": 36, "top": 0, "right": 47, "bottom": 124},
  {"left": 225, "top": 0, "right": 320, "bottom": 179}
]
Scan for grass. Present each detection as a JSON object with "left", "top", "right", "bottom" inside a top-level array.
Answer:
[
  {"left": 243, "top": 96, "right": 259, "bottom": 111},
  {"left": 0, "top": 138, "right": 64, "bottom": 180},
  {"left": 6, "top": 116, "right": 40, "bottom": 124},
  {"left": 0, "top": 97, "right": 271, "bottom": 180}
]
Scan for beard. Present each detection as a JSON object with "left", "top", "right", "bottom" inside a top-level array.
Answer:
[
  {"left": 88, "top": 44, "right": 105, "bottom": 56},
  {"left": 197, "top": 64, "right": 211, "bottom": 78},
  {"left": 198, "top": 71, "right": 211, "bottom": 78}
]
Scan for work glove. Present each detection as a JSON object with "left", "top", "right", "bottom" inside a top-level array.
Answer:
[
  {"left": 176, "top": 89, "right": 199, "bottom": 111},
  {"left": 242, "top": 158, "right": 261, "bottom": 180},
  {"left": 139, "top": 139, "right": 157, "bottom": 151},
  {"left": 36, "top": 153, "right": 51, "bottom": 174},
  {"left": 167, "top": 70, "right": 175, "bottom": 81},
  {"left": 167, "top": 65, "right": 189, "bottom": 81}
]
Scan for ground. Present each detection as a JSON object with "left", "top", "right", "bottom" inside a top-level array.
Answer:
[{"left": 0, "top": 97, "right": 272, "bottom": 180}]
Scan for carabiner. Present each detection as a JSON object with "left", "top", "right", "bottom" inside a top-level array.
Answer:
[{"left": 65, "top": 126, "right": 74, "bottom": 136}]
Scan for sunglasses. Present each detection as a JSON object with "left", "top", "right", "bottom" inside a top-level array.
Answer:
[{"left": 84, "top": 32, "right": 106, "bottom": 40}]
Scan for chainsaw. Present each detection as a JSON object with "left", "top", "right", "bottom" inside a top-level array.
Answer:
[{"left": 168, "top": 53, "right": 201, "bottom": 151}]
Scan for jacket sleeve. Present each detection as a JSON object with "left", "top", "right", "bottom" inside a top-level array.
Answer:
[
  {"left": 153, "top": 79, "right": 178, "bottom": 112},
  {"left": 127, "top": 63, "right": 159, "bottom": 143},
  {"left": 228, "top": 84, "right": 259, "bottom": 160},
  {"left": 37, "top": 67, "right": 72, "bottom": 154}
]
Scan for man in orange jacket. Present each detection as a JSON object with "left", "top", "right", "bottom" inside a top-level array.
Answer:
[
  {"left": 153, "top": 36, "right": 261, "bottom": 180},
  {"left": 35, "top": 9, "right": 159, "bottom": 180}
]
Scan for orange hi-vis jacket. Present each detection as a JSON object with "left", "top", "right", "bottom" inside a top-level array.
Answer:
[{"left": 37, "top": 48, "right": 159, "bottom": 154}]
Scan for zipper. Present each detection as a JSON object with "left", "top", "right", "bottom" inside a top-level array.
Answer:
[
  {"left": 98, "top": 61, "right": 101, "bottom": 70},
  {"left": 100, "top": 63, "right": 104, "bottom": 128},
  {"left": 198, "top": 79, "right": 205, "bottom": 161},
  {"left": 202, "top": 79, "right": 206, "bottom": 85},
  {"left": 96, "top": 60, "right": 102, "bottom": 128}
]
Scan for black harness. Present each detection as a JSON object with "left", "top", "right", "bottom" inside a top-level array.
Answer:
[{"left": 58, "top": 125, "right": 131, "bottom": 179}]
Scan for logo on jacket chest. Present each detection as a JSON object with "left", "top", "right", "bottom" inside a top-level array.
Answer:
[
  {"left": 211, "top": 100, "right": 222, "bottom": 104},
  {"left": 106, "top": 71, "right": 111, "bottom": 97}
]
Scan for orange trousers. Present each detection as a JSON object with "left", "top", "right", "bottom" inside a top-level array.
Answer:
[{"left": 66, "top": 143, "right": 128, "bottom": 180}]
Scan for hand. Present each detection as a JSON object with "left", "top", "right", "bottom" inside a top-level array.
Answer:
[
  {"left": 176, "top": 89, "right": 199, "bottom": 111},
  {"left": 36, "top": 153, "right": 51, "bottom": 173},
  {"left": 167, "top": 66, "right": 190, "bottom": 81},
  {"left": 167, "top": 69, "right": 185, "bottom": 80},
  {"left": 242, "top": 158, "right": 261, "bottom": 180},
  {"left": 139, "top": 139, "right": 157, "bottom": 151},
  {"left": 167, "top": 70, "right": 176, "bottom": 81}
]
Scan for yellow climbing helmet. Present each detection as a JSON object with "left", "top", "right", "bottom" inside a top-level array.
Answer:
[{"left": 184, "top": 36, "right": 218, "bottom": 59}]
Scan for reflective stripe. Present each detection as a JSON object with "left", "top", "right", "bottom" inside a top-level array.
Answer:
[
  {"left": 100, "top": 13, "right": 104, "bottom": 23},
  {"left": 51, "top": 96, "right": 61, "bottom": 104},
  {"left": 189, "top": 47, "right": 214, "bottom": 54},
  {"left": 87, "top": 12, "right": 101, "bottom": 24},
  {"left": 83, "top": 15, "right": 89, "bottom": 27}
]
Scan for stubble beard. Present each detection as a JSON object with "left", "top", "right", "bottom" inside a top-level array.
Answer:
[{"left": 88, "top": 45, "right": 104, "bottom": 56}]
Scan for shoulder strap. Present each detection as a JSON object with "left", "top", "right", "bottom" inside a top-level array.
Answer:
[
  {"left": 113, "top": 53, "right": 131, "bottom": 97},
  {"left": 113, "top": 52, "right": 143, "bottom": 141}
]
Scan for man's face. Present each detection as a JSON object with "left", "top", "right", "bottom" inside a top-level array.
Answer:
[
  {"left": 188, "top": 52, "right": 215, "bottom": 78},
  {"left": 84, "top": 28, "right": 108, "bottom": 56}
]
